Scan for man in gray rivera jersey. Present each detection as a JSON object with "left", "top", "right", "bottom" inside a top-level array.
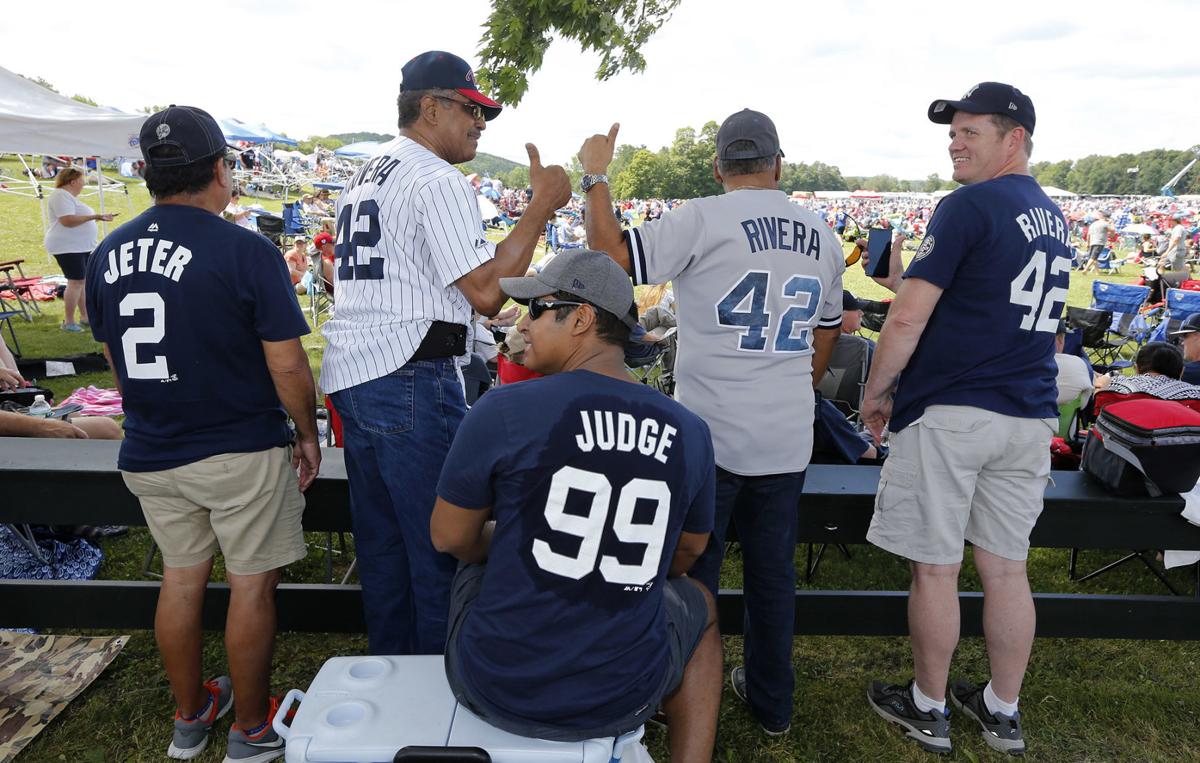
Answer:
[{"left": 579, "top": 111, "right": 845, "bottom": 736}]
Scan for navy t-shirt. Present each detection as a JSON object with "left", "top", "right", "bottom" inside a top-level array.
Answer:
[
  {"left": 437, "top": 370, "right": 715, "bottom": 734},
  {"left": 86, "top": 204, "right": 310, "bottom": 471},
  {"left": 891, "top": 175, "right": 1072, "bottom": 431},
  {"left": 1183, "top": 360, "right": 1200, "bottom": 386}
]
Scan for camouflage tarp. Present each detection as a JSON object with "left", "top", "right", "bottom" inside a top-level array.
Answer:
[{"left": 0, "top": 632, "right": 127, "bottom": 762}]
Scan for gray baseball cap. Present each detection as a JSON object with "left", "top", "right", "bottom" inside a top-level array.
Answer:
[
  {"left": 716, "top": 109, "right": 784, "bottom": 160},
  {"left": 500, "top": 249, "right": 638, "bottom": 329}
]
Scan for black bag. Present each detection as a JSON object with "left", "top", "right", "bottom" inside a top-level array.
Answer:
[
  {"left": 0, "top": 386, "right": 55, "bottom": 408},
  {"left": 1081, "top": 399, "right": 1200, "bottom": 496}
]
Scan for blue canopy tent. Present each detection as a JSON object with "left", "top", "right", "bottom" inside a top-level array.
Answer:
[
  {"left": 252, "top": 123, "right": 298, "bottom": 147},
  {"left": 219, "top": 118, "right": 270, "bottom": 144},
  {"left": 334, "top": 141, "right": 382, "bottom": 159}
]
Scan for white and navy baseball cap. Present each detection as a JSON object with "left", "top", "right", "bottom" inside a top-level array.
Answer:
[
  {"left": 400, "top": 51, "right": 503, "bottom": 121},
  {"left": 139, "top": 105, "right": 231, "bottom": 168},
  {"left": 928, "top": 82, "right": 1036, "bottom": 135},
  {"left": 500, "top": 249, "right": 638, "bottom": 329},
  {"left": 1169, "top": 313, "right": 1200, "bottom": 337},
  {"left": 716, "top": 109, "right": 784, "bottom": 160}
]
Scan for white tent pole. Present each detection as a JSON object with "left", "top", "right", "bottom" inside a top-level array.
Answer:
[{"left": 95, "top": 158, "right": 108, "bottom": 237}]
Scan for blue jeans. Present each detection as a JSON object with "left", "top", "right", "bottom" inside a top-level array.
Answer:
[
  {"left": 331, "top": 358, "right": 465, "bottom": 655},
  {"left": 689, "top": 467, "right": 806, "bottom": 731}
]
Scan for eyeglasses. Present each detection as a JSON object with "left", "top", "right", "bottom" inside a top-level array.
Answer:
[
  {"left": 436, "top": 96, "right": 485, "bottom": 123},
  {"left": 222, "top": 151, "right": 237, "bottom": 170},
  {"left": 527, "top": 299, "right": 585, "bottom": 321}
]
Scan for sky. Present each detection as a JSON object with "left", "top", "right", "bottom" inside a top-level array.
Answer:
[{"left": 7, "top": 0, "right": 1199, "bottom": 179}]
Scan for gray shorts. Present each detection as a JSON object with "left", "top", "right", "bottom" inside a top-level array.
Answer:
[
  {"left": 443, "top": 563, "right": 708, "bottom": 742},
  {"left": 867, "top": 405, "right": 1055, "bottom": 565}
]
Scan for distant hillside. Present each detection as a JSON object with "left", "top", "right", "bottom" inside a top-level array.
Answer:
[
  {"left": 459, "top": 152, "right": 522, "bottom": 177},
  {"left": 330, "top": 132, "right": 394, "bottom": 144}
]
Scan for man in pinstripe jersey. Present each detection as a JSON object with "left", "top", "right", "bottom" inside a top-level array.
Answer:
[{"left": 321, "top": 51, "right": 570, "bottom": 655}]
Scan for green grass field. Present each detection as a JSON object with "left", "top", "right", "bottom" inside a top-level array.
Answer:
[{"left": 3, "top": 157, "right": 1197, "bottom": 762}]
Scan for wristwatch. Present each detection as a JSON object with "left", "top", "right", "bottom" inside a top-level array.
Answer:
[{"left": 580, "top": 174, "right": 609, "bottom": 193}]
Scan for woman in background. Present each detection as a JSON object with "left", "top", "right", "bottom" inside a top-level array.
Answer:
[{"left": 43, "top": 167, "right": 114, "bottom": 332}]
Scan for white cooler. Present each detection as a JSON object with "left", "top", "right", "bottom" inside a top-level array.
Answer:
[{"left": 275, "top": 655, "right": 647, "bottom": 763}]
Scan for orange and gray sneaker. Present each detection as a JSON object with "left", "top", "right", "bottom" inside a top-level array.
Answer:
[
  {"left": 223, "top": 695, "right": 288, "bottom": 763},
  {"left": 168, "top": 676, "right": 234, "bottom": 759}
]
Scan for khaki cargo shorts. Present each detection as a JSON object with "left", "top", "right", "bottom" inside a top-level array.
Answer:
[
  {"left": 122, "top": 446, "right": 306, "bottom": 575},
  {"left": 866, "top": 406, "right": 1055, "bottom": 565}
]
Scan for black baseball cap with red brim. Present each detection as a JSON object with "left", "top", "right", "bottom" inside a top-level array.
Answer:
[{"left": 400, "top": 51, "right": 502, "bottom": 121}]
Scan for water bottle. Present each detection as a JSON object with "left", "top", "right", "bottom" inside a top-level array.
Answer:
[{"left": 28, "top": 394, "right": 52, "bottom": 418}]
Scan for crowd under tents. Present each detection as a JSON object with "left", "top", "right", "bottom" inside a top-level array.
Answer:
[{"left": 0, "top": 64, "right": 142, "bottom": 232}]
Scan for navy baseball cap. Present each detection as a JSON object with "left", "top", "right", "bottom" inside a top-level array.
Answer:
[
  {"left": 400, "top": 51, "right": 502, "bottom": 121},
  {"left": 1170, "top": 313, "right": 1200, "bottom": 337},
  {"left": 842, "top": 291, "right": 861, "bottom": 311},
  {"left": 716, "top": 109, "right": 784, "bottom": 160},
  {"left": 928, "top": 82, "right": 1036, "bottom": 135},
  {"left": 139, "top": 105, "right": 231, "bottom": 168}
]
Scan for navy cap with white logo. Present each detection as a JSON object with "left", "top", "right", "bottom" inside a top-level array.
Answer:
[
  {"left": 400, "top": 50, "right": 502, "bottom": 121},
  {"left": 928, "top": 82, "right": 1036, "bottom": 135},
  {"left": 1169, "top": 313, "right": 1200, "bottom": 337},
  {"left": 139, "top": 105, "right": 230, "bottom": 168}
]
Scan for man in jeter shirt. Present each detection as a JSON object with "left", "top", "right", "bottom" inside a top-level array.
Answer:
[
  {"left": 86, "top": 106, "right": 319, "bottom": 761},
  {"left": 431, "top": 250, "right": 720, "bottom": 762},
  {"left": 861, "top": 83, "right": 1070, "bottom": 756}
]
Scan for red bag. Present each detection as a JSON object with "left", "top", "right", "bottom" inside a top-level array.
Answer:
[{"left": 1082, "top": 399, "right": 1200, "bottom": 496}]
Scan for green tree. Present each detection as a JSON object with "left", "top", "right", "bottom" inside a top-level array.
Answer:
[
  {"left": 71, "top": 94, "right": 98, "bottom": 107},
  {"left": 501, "top": 165, "right": 530, "bottom": 189},
  {"left": 476, "top": 0, "right": 681, "bottom": 104},
  {"left": 18, "top": 73, "right": 57, "bottom": 92},
  {"left": 139, "top": 104, "right": 169, "bottom": 115},
  {"left": 612, "top": 148, "right": 669, "bottom": 199},
  {"left": 1031, "top": 159, "right": 1072, "bottom": 190}
]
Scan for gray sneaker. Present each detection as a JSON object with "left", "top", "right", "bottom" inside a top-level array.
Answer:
[
  {"left": 950, "top": 679, "right": 1026, "bottom": 756},
  {"left": 167, "top": 676, "right": 234, "bottom": 759},
  {"left": 730, "top": 665, "right": 790, "bottom": 736},
  {"left": 223, "top": 695, "right": 286, "bottom": 763},
  {"left": 867, "top": 680, "right": 951, "bottom": 755}
]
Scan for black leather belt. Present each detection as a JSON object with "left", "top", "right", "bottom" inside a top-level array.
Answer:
[{"left": 410, "top": 321, "right": 467, "bottom": 361}]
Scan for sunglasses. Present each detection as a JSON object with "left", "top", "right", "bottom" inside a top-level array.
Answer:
[
  {"left": 222, "top": 151, "right": 237, "bottom": 170},
  {"left": 436, "top": 96, "right": 485, "bottom": 122},
  {"left": 527, "top": 299, "right": 585, "bottom": 321}
]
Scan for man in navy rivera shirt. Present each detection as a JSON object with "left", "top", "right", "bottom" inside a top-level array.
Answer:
[
  {"left": 86, "top": 106, "right": 319, "bottom": 761},
  {"left": 860, "top": 84, "right": 1070, "bottom": 756},
  {"left": 430, "top": 250, "right": 721, "bottom": 762}
]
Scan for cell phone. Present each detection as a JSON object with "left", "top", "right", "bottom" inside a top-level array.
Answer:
[{"left": 865, "top": 228, "right": 892, "bottom": 279}]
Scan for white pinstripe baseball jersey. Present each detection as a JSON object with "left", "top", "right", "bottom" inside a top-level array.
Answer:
[
  {"left": 624, "top": 189, "right": 845, "bottom": 476},
  {"left": 320, "top": 136, "right": 494, "bottom": 393}
]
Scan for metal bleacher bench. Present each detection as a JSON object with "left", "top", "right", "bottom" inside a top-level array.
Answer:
[{"left": 1, "top": 437, "right": 1198, "bottom": 640}]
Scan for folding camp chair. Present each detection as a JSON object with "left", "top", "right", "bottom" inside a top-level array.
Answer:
[
  {"left": 0, "top": 305, "right": 21, "bottom": 355},
  {"left": 0, "top": 262, "right": 39, "bottom": 320},
  {"left": 545, "top": 220, "right": 585, "bottom": 254},
  {"left": 1092, "top": 281, "right": 1153, "bottom": 347},
  {"left": 817, "top": 334, "right": 871, "bottom": 422},
  {"left": 626, "top": 327, "right": 677, "bottom": 396},
  {"left": 1065, "top": 305, "right": 1131, "bottom": 373},
  {"left": 308, "top": 252, "right": 334, "bottom": 325},
  {"left": 1147, "top": 288, "right": 1200, "bottom": 343},
  {"left": 282, "top": 202, "right": 318, "bottom": 237}
]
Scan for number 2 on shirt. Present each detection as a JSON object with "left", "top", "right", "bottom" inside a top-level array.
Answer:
[
  {"left": 1009, "top": 250, "right": 1070, "bottom": 332},
  {"left": 716, "top": 271, "right": 823, "bottom": 352},
  {"left": 336, "top": 199, "right": 384, "bottom": 280}
]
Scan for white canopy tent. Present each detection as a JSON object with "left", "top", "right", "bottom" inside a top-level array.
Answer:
[
  {"left": 0, "top": 64, "right": 144, "bottom": 230},
  {"left": 1041, "top": 186, "right": 1077, "bottom": 197}
]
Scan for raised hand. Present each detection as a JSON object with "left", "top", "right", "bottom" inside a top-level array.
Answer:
[
  {"left": 526, "top": 142, "right": 571, "bottom": 213},
  {"left": 579, "top": 123, "right": 620, "bottom": 174}
]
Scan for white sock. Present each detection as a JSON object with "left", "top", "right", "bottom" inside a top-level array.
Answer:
[
  {"left": 911, "top": 680, "right": 946, "bottom": 714},
  {"left": 983, "top": 680, "right": 1019, "bottom": 717}
]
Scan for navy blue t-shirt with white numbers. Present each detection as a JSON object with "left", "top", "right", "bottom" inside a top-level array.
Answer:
[
  {"left": 85, "top": 204, "right": 310, "bottom": 472},
  {"left": 437, "top": 370, "right": 715, "bottom": 734},
  {"left": 891, "top": 174, "right": 1072, "bottom": 431}
]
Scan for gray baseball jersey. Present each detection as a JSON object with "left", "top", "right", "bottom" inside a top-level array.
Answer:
[
  {"left": 626, "top": 189, "right": 844, "bottom": 475},
  {"left": 321, "top": 136, "right": 494, "bottom": 393}
]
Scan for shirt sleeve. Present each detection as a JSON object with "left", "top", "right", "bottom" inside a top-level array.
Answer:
[
  {"left": 816, "top": 226, "right": 846, "bottom": 330},
  {"left": 415, "top": 172, "right": 496, "bottom": 288},
  {"left": 243, "top": 237, "right": 311, "bottom": 341},
  {"left": 626, "top": 202, "right": 705, "bottom": 286},
  {"left": 47, "top": 190, "right": 74, "bottom": 219},
  {"left": 437, "top": 391, "right": 508, "bottom": 510},
  {"left": 903, "top": 191, "right": 984, "bottom": 289},
  {"left": 681, "top": 418, "right": 716, "bottom": 534}
]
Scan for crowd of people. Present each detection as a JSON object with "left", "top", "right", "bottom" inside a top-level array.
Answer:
[{"left": 6, "top": 50, "right": 1200, "bottom": 763}]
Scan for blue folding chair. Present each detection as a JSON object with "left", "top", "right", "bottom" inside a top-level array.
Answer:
[
  {"left": 1092, "top": 281, "right": 1153, "bottom": 344},
  {"left": 282, "top": 202, "right": 318, "bottom": 237},
  {"left": 1148, "top": 288, "right": 1200, "bottom": 343}
]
